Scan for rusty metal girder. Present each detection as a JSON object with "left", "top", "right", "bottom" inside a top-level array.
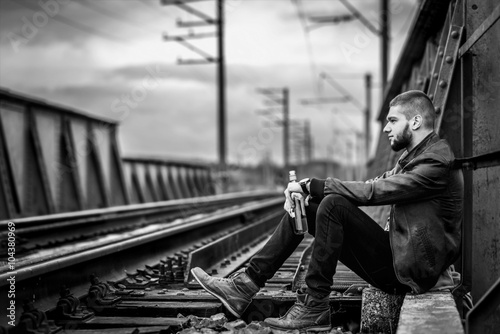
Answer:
[
  {"left": 459, "top": 3, "right": 500, "bottom": 57},
  {"left": 0, "top": 112, "right": 16, "bottom": 219},
  {"left": 0, "top": 89, "right": 131, "bottom": 218},
  {"left": 466, "top": 276, "right": 500, "bottom": 334},
  {"left": 427, "top": 45, "right": 445, "bottom": 99},
  {"left": 433, "top": 25, "right": 464, "bottom": 132},
  {"left": 433, "top": 2, "right": 464, "bottom": 132},
  {"left": 426, "top": 4, "right": 451, "bottom": 99},
  {"left": 453, "top": 150, "right": 500, "bottom": 170}
]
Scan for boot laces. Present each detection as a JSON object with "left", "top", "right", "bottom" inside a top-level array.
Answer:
[
  {"left": 216, "top": 275, "right": 235, "bottom": 283},
  {"left": 227, "top": 271, "right": 242, "bottom": 280},
  {"left": 215, "top": 271, "right": 241, "bottom": 283},
  {"left": 282, "top": 302, "right": 304, "bottom": 319}
]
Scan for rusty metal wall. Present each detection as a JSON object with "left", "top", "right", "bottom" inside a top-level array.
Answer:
[
  {"left": 369, "top": 0, "right": 500, "bottom": 329},
  {"left": 0, "top": 88, "right": 130, "bottom": 219},
  {"left": 122, "top": 157, "right": 215, "bottom": 203},
  {"left": 462, "top": 0, "right": 500, "bottom": 305}
]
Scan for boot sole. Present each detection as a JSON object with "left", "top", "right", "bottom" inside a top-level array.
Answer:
[
  {"left": 267, "top": 324, "right": 332, "bottom": 332},
  {"left": 191, "top": 269, "right": 243, "bottom": 318}
]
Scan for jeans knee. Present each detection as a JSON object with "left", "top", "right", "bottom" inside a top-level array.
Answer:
[{"left": 317, "top": 194, "right": 350, "bottom": 218}]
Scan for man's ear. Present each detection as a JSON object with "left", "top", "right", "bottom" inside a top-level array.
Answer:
[{"left": 412, "top": 115, "right": 422, "bottom": 130}]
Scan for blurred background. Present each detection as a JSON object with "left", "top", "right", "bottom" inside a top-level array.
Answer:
[{"left": 0, "top": 0, "right": 421, "bottom": 191}]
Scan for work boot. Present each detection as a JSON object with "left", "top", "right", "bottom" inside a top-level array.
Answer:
[
  {"left": 191, "top": 267, "right": 259, "bottom": 318},
  {"left": 264, "top": 290, "right": 331, "bottom": 332}
]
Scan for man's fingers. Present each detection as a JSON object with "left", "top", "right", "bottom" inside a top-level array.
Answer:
[
  {"left": 283, "top": 187, "right": 292, "bottom": 204},
  {"left": 284, "top": 182, "right": 305, "bottom": 216},
  {"left": 283, "top": 187, "right": 294, "bottom": 217},
  {"left": 284, "top": 199, "right": 294, "bottom": 217}
]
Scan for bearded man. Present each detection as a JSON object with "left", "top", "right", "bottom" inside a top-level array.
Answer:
[{"left": 191, "top": 90, "right": 464, "bottom": 332}]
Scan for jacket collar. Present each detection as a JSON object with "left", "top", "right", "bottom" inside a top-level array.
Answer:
[{"left": 398, "top": 132, "right": 438, "bottom": 169}]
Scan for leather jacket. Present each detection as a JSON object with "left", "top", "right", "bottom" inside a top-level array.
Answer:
[{"left": 309, "top": 133, "right": 463, "bottom": 293}]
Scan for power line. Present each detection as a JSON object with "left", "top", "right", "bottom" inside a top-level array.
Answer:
[
  {"left": 320, "top": 72, "right": 364, "bottom": 111},
  {"left": 136, "top": 0, "right": 173, "bottom": 18},
  {"left": 11, "top": 0, "right": 127, "bottom": 44},
  {"left": 79, "top": 0, "right": 159, "bottom": 35},
  {"left": 338, "top": 0, "right": 380, "bottom": 35},
  {"left": 290, "top": 0, "right": 319, "bottom": 94}
]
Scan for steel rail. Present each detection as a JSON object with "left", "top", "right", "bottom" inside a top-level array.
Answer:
[
  {"left": 0, "top": 191, "right": 280, "bottom": 253},
  {"left": 0, "top": 198, "right": 283, "bottom": 286},
  {"left": 1, "top": 190, "right": 279, "bottom": 228}
]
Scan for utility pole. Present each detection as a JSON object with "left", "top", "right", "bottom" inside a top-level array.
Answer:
[
  {"left": 289, "top": 119, "right": 309, "bottom": 165},
  {"left": 217, "top": 0, "right": 226, "bottom": 169},
  {"left": 381, "top": 0, "right": 389, "bottom": 94},
  {"left": 283, "top": 87, "right": 290, "bottom": 172},
  {"left": 256, "top": 87, "right": 290, "bottom": 175},
  {"left": 161, "top": 0, "right": 227, "bottom": 189},
  {"left": 304, "top": 120, "right": 312, "bottom": 163},
  {"left": 365, "top": 73, "right": 372, "bottom": 159}
]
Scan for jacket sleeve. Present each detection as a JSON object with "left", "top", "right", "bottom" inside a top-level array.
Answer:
[
  {"left": 310, "top": 153, "right": 450, "bottom": 206},
  {"left": 365, "top": 166, "right": 397, "bottom": 183}
]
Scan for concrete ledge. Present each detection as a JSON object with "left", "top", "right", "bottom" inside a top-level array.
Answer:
[{"left": 396, "top": 291, "right": 464, "bottom": 334}]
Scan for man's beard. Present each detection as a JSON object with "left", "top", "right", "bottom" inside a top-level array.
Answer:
[{"left": 390, "top": 123, "right": 412, "bottom": 151}]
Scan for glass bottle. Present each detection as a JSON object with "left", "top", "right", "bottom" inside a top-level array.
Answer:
[{"left": 289, "top": 170, "right": 308, "bottom": 235}]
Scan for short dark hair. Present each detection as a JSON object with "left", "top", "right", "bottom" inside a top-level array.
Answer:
[{"left": 389, "top": 90, "right": 435, "bottom": 129}]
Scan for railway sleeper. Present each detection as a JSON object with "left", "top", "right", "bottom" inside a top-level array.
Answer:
[
  {"left": 9, "top": 262, "right": 364, "bottom": 333},
  {"left": 80, "top": 235, "right": 363, "bottom": 332}
]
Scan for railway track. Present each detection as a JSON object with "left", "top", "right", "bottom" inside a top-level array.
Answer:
[
  {"left": 0, "top": 191, "right": 366, "bottom": 333},
  {"left": 1, "top": 191, "right": 280, "bottom": 257}
]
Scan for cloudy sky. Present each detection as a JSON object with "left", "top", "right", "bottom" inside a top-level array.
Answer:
[{"left": 0, "top": 0, "right": 420, "bottom": 165}]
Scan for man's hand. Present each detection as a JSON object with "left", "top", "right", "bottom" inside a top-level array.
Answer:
[{"left": 283, "top": 182, "right": 308, "bottom": 216}]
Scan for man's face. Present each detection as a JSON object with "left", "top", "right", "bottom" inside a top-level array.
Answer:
[{"left": 383, "top": 105, "right": 413, "bottom": 151}]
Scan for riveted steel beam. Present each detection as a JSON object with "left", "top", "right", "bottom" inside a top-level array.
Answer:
[
  {"left": 466, "top": 276, "right": 500, "bottom": 334},
  {"left": 459, "top": 3, "right": 500, "bottom": 57},
  {"left": 433, "top": 25, "right": 463, "bottom": 132},
  {"left": 0, "top": 110, "right": 16, "bottom": 219},
  {"left": 453, "top": 150, "right": 500, "bottom": 170}
]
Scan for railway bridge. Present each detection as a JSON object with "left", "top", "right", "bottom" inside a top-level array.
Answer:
[{"left": 1, "top": 0, "right": 499, "bottom": 333}]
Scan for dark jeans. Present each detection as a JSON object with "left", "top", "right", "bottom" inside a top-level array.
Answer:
[{"left": 246, "top": 194, "right": 411, "bottom": 299}]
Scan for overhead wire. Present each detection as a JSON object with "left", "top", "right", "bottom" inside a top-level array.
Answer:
[
  {"left": 290, "top": 0, "right": 320, "bottom": 95},
  {"left": 10, "top": 0, "right": 128, "bottom": 44},
  {"left": 79, "top": 0, "right": 160, "bottom": 36},
  {"left": 338, "top": 0, "right": 380, "bottom": 35},
  {"left": 135, "top": 0, "right": 173, "bottom": 18},
  {"left": 320, "top": 72, "right": 364, "bottom": 111},
  {"left": 290, "top": 1, "right": 368, "bottom": 159}
]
